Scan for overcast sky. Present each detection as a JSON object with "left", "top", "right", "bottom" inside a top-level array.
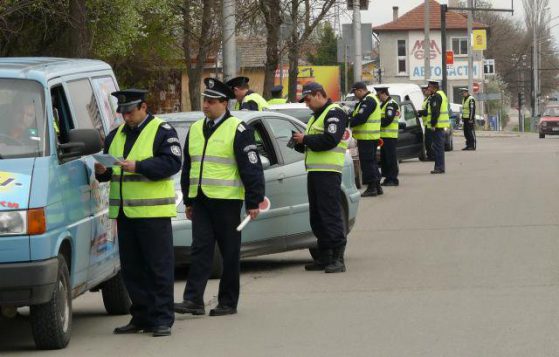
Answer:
[{"left": 339, "top": 0, "right": 559, "bottom": 44}]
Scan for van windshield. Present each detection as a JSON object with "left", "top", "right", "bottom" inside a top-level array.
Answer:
[{"left": 0, "top": 79, "right": 46, "bottom": 159}]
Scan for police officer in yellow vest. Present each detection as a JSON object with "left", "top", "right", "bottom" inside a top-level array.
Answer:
[
  {"left": 459, "top": 87, "right": 476, "bottom": 150},
  {"left": 292, "top": 82, "right": 348, "bottom": 273},
  {"left": 226, "top": 76, "right": 269, "bottom": 111},
  {"left": 350, "top": 81, "right": 383, "bottom": 197},
  {"left": 417, "top": 84, "right": 434, "bottom": 161},
  {"left": 174, "top": 78, "right": 264, "bottom": 317},
  {"left": 268, "top": 85, "right": 288, "bottom": 105},
  {"left": 427, "top": 80, "right": 450, "bottom": 174},
  {"left": 94, "top": 89, "right": 181, "bottom": 337},
  {"left": 377, "top": 86, "right": 400, "bottom": 186}
]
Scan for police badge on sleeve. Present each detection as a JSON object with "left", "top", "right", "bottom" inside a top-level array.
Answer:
[
  {"left": 327, "top": 123, "right": 337, "bottom": 134},
  {"left": 248, "top": 151, "right": 258, "bottom": 164}
]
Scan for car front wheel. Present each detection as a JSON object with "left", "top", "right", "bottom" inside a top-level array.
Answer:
[{"left": 540, "top": 133, "right": 545, "bottom": 139}]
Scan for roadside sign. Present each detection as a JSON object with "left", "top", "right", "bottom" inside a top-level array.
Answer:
[
  {"left": 446, "top": 51, "right": 454, "bottom": 65},
  {"left": 472, "top": 82, "right": 480, "bottom": 93},
  {"left": 473, "top": 30, "right": 487, "bottom": 50}
]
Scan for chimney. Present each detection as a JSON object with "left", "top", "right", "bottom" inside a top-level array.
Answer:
[{"left": 393, "top": 6, "right": 399, "bottom": 21}]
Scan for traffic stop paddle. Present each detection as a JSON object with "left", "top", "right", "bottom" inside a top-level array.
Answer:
[{"left": 236, "top": 196, "right": 271, "bottom": 231}]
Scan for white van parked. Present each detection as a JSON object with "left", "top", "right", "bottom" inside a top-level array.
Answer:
[{"left": 345, "top": 83, "right": 424, "bottom": 110}]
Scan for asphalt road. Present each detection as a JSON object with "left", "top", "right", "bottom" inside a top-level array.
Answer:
[{"left": 2, "top": 133, "right": 559, "bottom": 356}]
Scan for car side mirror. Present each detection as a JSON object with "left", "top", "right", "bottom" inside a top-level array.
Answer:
[
  {"left": 260, "top": 155, "right": 271, "bottom": 170},
  {"left": 59, "top": 128, "right": 103, "bottom": 160}
]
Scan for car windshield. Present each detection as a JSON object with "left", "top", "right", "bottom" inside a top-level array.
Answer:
[
  {"left": 270, "top": 108, "right": 312, "bottom": 123},
  {"left": 543, "top": 107, "right": 559, "bottom": 117},
  {"left": 0, "top": 79, "right": 46, "bottom": 159}
]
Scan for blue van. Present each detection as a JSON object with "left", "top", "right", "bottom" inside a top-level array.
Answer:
[{"left": 0, "top": 58, "right": 130, "bottom": 349}]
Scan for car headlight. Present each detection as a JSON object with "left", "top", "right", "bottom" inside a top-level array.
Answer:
[{"left": 0, "top": 211, "right": 27, "bottom": 235}]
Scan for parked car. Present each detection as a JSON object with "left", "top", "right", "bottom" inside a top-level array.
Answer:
[
  {"left": 538, "top": 106, "right": 559, "bottom": 138},
  {"left": 267, "top": 102, "right": 312, "bottom": 123},
  {"left": 160, "top": 111, "right": 361, "bottom": 277},
  {"left": 344, "top": 82, "right": 425, "bottom": 110},
  {"left": 0, "top": 58, "right": 130, "bottom": 350}
]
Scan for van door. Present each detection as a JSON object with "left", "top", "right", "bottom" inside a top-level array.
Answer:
[
  {"left": 64, "top": 78, "right": 119, "bottom": 287},
  {"left": 398, "top": 101, "right": 423, "bottom": 160}
]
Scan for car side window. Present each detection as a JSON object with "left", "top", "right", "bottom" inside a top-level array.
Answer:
[
  {"left": 91, "top": 76, "right": 123, "bottom": 131},
  {"left": 66, "top": 79, "right": 106, "bottom": 141},
  {"left": 264, "top": 118, "right": 304, "bottom": 165},
  {"left": 50, "top": 85, "right": 74, "bottom": 145},
  {"left": 400, "top": 102, "right": 417, "bottom": 128},
  {"left": 250, "top": 120, "right": 278, "bottom": 166}
]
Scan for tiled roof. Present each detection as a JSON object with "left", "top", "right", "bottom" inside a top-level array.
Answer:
[{"left": 373, "top": 0, "right": 489, "bottom": 32}]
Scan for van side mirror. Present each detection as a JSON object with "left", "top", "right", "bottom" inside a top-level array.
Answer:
[
  {"left": 260, "top": 155, "right": 271, "bottom": 169},
  {"left": 59, "top": 129, "right": 103, "bottom": 160}
]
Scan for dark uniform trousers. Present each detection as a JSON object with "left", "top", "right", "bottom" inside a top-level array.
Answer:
[
  {"left": 424, "top": 129, "right": 434, "bottom": 159},
  {"left": 117, "top": 212, "right": 174, "bottom": 328},
  {"left": 183, "top": 195, "right": 243, "bottom": 308},
  {"left": 380, "top": 138, "right": 399, "bottom": 182},
  {"left": 308, "top": 172, "right": 347, "bottom": 250},
  {"left": 433, "top": 129, "right": 445, "bottom": 171},
  {"left": 357, "top": 139, "right": 381, "bottom": 184},
  {"left": 463, "top": 119, "right": 476, "bottom": 148}
]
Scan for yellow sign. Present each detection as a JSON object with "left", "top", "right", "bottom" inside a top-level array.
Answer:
[{"left": 472, "top": 29, "right": 487, "bottom": 51}]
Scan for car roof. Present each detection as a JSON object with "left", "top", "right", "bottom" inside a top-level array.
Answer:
[
  {"left": 267, "top": 103, "right": 309, "bottom": 110},
  {"left": 0, "top": 57, "right": 112, "bottom": 84},
  {"left": 159, "top": 110, "right": 299, "bottom": 123}
]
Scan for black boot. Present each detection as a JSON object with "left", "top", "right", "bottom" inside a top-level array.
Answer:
[
  {"left": 325, "top": 246, "right": 346, "bottom": 273},
  {"left": 376, "top": 180, "right": 383, "bottom": 195},
  {"left": 305, "top": 249, "right": 332, "bottom": 271},
  {"left": 361, "top": 183, "right": 378, "bottom": 197}
]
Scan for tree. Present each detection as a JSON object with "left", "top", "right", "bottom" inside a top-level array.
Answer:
[
  {"left": 308, "top": 22, "right": 338, "bottom": 65},
  {"left": 258, "top": 0, "right": 283, "bottom": 99}
]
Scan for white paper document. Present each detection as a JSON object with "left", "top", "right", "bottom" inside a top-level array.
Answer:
[{"left": 93, "top": 154, "right": 122, "bottom": 167}]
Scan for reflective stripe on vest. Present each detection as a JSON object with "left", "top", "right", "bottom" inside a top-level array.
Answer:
[
  {"left": 432, "top": 90, "right": 450, "bottom": 128},
  {"left": 188, "top": 116, "right": 245, "bottom": 200},
  {"left": 462, "top": 95, "right": 473, "bottom": 119},
  {"left": 351, "top": 93, "right": 381, "bottom": 140},
  {"left": 268, "top": 98, "right": 287, "bottom": 105},
  {"left": 304, "top": 103, "right": 348, "bottom": 173},
  {"left": 422, "top": 97, "right": 432, "bottom": 128},
  {"left": 244, "top": 93, "right": 270, "bottom": 111},
  {"left": 380, "top": 98, "right": 400, "bottom": 139},
  {"left": 108, "top": 117, "right": 176, "bottom": 219}
]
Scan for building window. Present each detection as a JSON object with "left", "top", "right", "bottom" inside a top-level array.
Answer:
[
  {"left": 452, "top": 37, "right": 468, "bottom": 56},
  {"left": 397, "top": 40, "right": 407, "bottom": 74}
]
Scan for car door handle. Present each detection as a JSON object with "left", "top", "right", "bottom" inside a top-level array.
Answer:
[{"left": 277, "top": 174, "right": 285, "bottom": 182}]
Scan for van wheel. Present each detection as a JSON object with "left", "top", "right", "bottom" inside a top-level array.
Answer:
[
  {"left": 540, "top": 133, "right": 545, "bottom": 139},
  {"left": 30, "top": 255, "right": 72, "bottom": 350},
  {"left": 101, "top": 271, "right": 131, "bottom": 315},
  {"left": 210, "top": 245, "right": 223, "bottom": 279}
]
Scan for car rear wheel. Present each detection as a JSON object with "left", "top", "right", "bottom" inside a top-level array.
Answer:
[
  {"left": 540, "top": 133, "right": 545, "bottom": 139},
  {"left": 30, "top": 254, "right": 71, "bottom": 350}
]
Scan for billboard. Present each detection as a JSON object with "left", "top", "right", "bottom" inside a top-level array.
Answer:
[
  {"left": 408, "top": 31, "right": 483, "bottom": 81},
  {"left": 275, "top": 65, "right": 341, "bottom": 101}
]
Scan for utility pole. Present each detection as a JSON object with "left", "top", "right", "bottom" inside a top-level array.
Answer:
[
  {"left": 424, "top": 0, "right": 431, "bottom": 80},
  {"left": 467, "top": 0, "right": 473, "bottom": 94},
  {"left": 353, "top": 2, "right": 362, "bottom": 82},
  {"left": 441, "top": 3, "right": 448, "bottom": 93},
  {"left": 532, "top": 7, "right": 538, "bottom": 118},
  {"left": 222, "top": 0, "right": 236, "bottom": 82}
]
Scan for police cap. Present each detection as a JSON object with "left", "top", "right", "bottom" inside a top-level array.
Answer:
[
  {"left": 226, "top": 76, "right": 250, "bottom": 89},
  {"left": 298, "top": 82, "right": 324, "bottom": 102},
  {"left": 351, "top": 81, "right": 368, "bottom": 92},
  {"left": 271, "top": 85, "right": 283, "bottom": 94},
  {"left": 428, "top": 80, "right": 440, "bottom": 88},
  {"left": 458, "top": 87, "right": 469, "bottom": 92},
  {"left": 203, "top": 77, "right": 234, "bottom": 99},
  {"left": 420, "top": 84, "right": 429, "bottom": 90},
  {"left": 111, "top": 89, "right": 148, "bottom": 113}
]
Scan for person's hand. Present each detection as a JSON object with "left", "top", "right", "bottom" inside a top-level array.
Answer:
[
  {"left": 117, "top": 160, "right": 136, "bottom": 173},
  {"left": 247, "top": 208, "right": 259, "bottom": 220},
  {"left": 94, "top": 163, "right": 107, "bottom": 175},
  {"left": 292, "top": 132, "right": 305, "bottom": 144},
  {"left": 185, "top": 206, "right": 193, "bottom": 220}
]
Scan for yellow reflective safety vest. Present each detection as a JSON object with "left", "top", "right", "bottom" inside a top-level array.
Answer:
[
  {"left": 234, "top": 92, "right": 269, "bottom": 111},
  {"left": 108, "top": 117, "right": 176, "bottom": 219},
  {"left": 462, "top": 95, "right": 474, "bottom": 120},
  {"left": 351, "top": 93, "right": 381, "bottom": 140},
  {"left": 430, "top": 90, "right": 450, "bottom": 129},
  {"left": 304, "top": 103, "right": 348, "bottom": 173},
  {"left": 380, "top": 98, "right": 400, "bottom": 139},
  {"left": 421, "top": 96, "right": 431, "bottom": 129},
  {"left": 268, "top": 98, "right": 287, "bottom": 105},
  {"left": 188, "top": 116, "right": 245, "bottom": 200}
]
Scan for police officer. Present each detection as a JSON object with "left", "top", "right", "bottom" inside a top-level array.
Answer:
[
  {"left": 268, "top": 85, "right": 288, "bottom": 105},
  {"left": 459, "top": 87, "right": 476, "bottom": 150},
  {"left": 377, "top": 86, "right": 400, "bottom": 186},
  {"left": 349, "top": 81, "right": 383, "bottom": 197},
  {"left": 174, "top": 78, "right": 265, "bottom": 316},
  {"left": 418, "top": 84, "right": 434, "bottom": 161},
  {"left": 94, "top": 89, "right": 181, "bottom": 337},
  {"left": 427, "top": 80, "right": 450, "bottom": 174},
  {"left": 292, "top": 82, "right": 348, "bottom": 273},
  {"left": 226, "top": 76, "right": 269, "bottom": 111}
]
